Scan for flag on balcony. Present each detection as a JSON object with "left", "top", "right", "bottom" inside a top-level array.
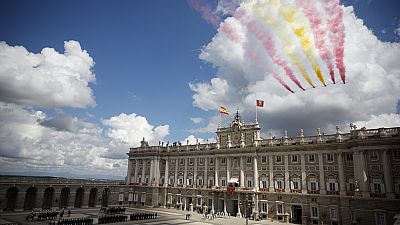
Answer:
[{"left": 227, "top": 183, "right": 235, "bottom": 196}]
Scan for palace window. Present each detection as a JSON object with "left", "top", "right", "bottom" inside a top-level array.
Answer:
[
  {"left": 262, "top": 202, "right": 268, "bottom": 213},
  {"left": 277, "top": 204, "right": 284, "bottom": 214},
  {"left": 276, "top": 155, "right": 282, "bottom": 163},
  {"left": 277, "top": 195, "right": 282, "bottom": 200},
  {"left": 262, "top": 156, "right": 267, "bottom": 163},
  {"left": 309, "top": 154, "right": 315, "bottom": 162},
  {"left": 199, "top": 158, "right": 204, "bottom": 165},
  {"left": 311, "top": 206, "right": 318, "bottom": 218},
  {"left": 370, "top": 151, "right": 378, "bottom": 160},
  {"left": 275, "top": 179, "right": 284, "bottom": 189},
  {"left": 291, "top": 179, "right": 300, "bottom": 190},
  {"left": 180, "top": 159, "right": 184, "bottom": 165},
  {"left": 311, "top": 197, "right": 317, "bottom": 202},
  {"left": 198, "top": 178, "right": 203, "bottom": 186},
  {"left": 394, "top": 180, "right": 400, "bottom": 194},
  {"left": 394, "top": 150, "right": 400, "bottom": 159},
  {"left": 327, "top": 154, "right": 334, "bottom": 162},
  {"left": 308, "top": 178, "right": 319, "bottom": 191},
  {"left": 221, "top": 158, "right": 226, "bottom": 164},
  {"left": 292, "top": 155, "right": 298, "bottom": 163},
  {"left": 247, "top": 178, "right": 253, "bottom": 188},
  {"left": 261, "top": 180, "right": 268, "bottom": 188},
  {"left": 178, "top": 177, "right": 184, "bottom": 185},
  {"left": 208, "top": 178, "right": 214, "bottom": 186},
  {"left": 170, "top": 159, "right": 175, "bottom": 165},
  {"left": 221, "top": 177, "right": 226, "bottom": 187},
  {"left": 347, "top": 179, "right": 355, "bottom": 192},
  {"left": 327, "top": 179, "right": 338, "bottom": 191},
  {"left": 346, "top": 153, "right": 353, "bottom": 161},
  {"left": 169, "top": 177, "right": 174, "bottom": 184},
  {"left": 330, "top": 208, "right": 338, "bottom": 221},
  {"left": 209, "top": 158, "right": 214, "bottom": 165},
  {"left": 187, "top": 177, "right": 193, "bottom": 185},
  {"left": 371, "top": 179, "right": 385, "bottom": 193},
  {"left": 189, "top": 158, "right": 193, "bottom": 165},
  {"left": 247, "top": 157, "right": 252, "bottom": 163},
  {"left": 375, "top": 213, "right": 386, "bottom": 225}
]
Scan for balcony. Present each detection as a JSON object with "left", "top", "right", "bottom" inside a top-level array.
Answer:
[
  {"left": 275, "top": 188, "right": 285, "bottom": 193},
  {"left": 290, "top": 189, "right": 302, "bottom": 193},
  {"left": 346, "top": 192, "right": 354, "bottom": 196},
  {"left": 370, "top": 193, "right": 387, "bottom": 198},
  {"left": 260, "top": 188, "right": 269, "bottom": 192},
  {"left": 177, "top": 184, "right": 183, "bottom": 187},
  {"left": 307, "top": 190, "right": 320, "bottom": 194},
  {"left": 327, "top": 191, "right": 339, "bottom": 195}
]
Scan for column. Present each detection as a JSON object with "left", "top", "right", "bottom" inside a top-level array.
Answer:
[
  {"left": 337, "top": 152, "right": 346, "bottom": 195},
  {"left": 141, "top": 159, "right": 146, "bottom": 185},
  {"left": 174, "top": 158, "right": 178, "bottom": 187},
  {"left": 254, "top": 193, "right": 259, "bottom": 218},
  {"left": 215, "top": 157, "right": 219, "bottom": 187},
  {"left": 382, "top": 149, "right": 394, "bottom": 198},
  {"left": 211, "top": 193, "right": 215, "bottom": 214},
  {"left": 353, "top": 150, "right": 368, "bottom": 195},
  {"left": 164, "top": 158, "right": 169, "bottom": 187},
  {"left": 237, "top": 194, "right": 242, "bottom": 217},
  {"left": 227, "top": 157, "right": 231, "bottom": 182},
  {"left": 204, "top": 158, "right": 208, "bottom": 187},
  {"left": 126, "top": 159, "right": 132, "bottom": 184},
  {"left": 154, "top": 158, "right": 160, "bottom": 186},
  {"left": 184, "top": 158, "right": 188, "bottom": 187},
  {"left": 253, "top": 156, "right": 259, "bottom": 191},
  {"left": 194, "top": 158, "right": 198, "bottom": 187},
  {"left": 284, "top": 155, "right": 290, "bottom": 192},
  {"left": 300, "top": 154, "right": 307, "bottom": 193},
  {"left": 223, "top": 193, "right": 227, "bottom": 213},
  {"left": 240, "top": 156, "right": 245, "bottom": 188},
  {"left": 134, "top": 159, "right": 139, "bottom": 183},
  {"left": 149, "top": 159, "right": 154, "bottom": 186},
  {"left": 318, "top": 153, "right": 326, "bottom": 194},
  {"left": 269, "top": 155, "right": 274, "bottom": 192}
]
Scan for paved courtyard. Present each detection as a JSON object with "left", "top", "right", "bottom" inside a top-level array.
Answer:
[{"left": 0, "top": 207, "right": 295, "bottom": 225}]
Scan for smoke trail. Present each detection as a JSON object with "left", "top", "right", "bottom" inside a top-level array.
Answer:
[
  {"left": 219, "top": 20, "right": 295, "bottom": 93},
  {"left": 280, "top": 4, "right": 326, "bottom": 86},
  {"left": 252, "top": 2, "right": 315, "bottom": 88},
  {"left": 325, "top": 0, "right": 346, "bottom": 83},
  {"left": 297, "top": 0, "right": 336, "bottom": 84},
  {"left": 187, "top": 0, "right": 221, "bottom": 28}
]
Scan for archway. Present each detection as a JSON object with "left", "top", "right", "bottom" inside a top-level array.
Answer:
[
  {"left": 74, "top": 188, "right": 84, "bottom": 208},
  {"left": 59, "top": 187, "right": 70, "bottom": 209},
  {"left": 102, "top": 188, "right": 110, "bottom": 207},
  {"left": 291, "top": 205, "right": 302, "bottom": 224},
  {"left": 24, "top": 187, "right": 37, "bottom": 210},
  {"left": 43, "top": 187, "right": 54, "bottom": 209},
  {"left": 4, "top": 187, "right": 18, "bottom": 211},
  {"left": 88, "top": 188, "right": 97, "bottom": 207}
]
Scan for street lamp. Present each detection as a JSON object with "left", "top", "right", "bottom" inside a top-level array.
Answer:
[{"left": 243, "top": 193, "right": 255, "bottom": 225}]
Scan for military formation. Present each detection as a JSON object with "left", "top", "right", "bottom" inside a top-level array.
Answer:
[
  {"left": 129, "top": 212, "right": 157, "bottom": 221},
  {"left": 98, "top": 215, "right": 128, "bottom": 224},
  {"left": 48, "top": 218, "right": 93, "bottom": 225}
]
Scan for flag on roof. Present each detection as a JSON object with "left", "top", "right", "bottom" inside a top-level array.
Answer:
[
  {"left": 220, "top": 106, "right": 229, "bottom": 115},
  {"left": 256, "top": 99, "right": 264, "bottom": 107}
]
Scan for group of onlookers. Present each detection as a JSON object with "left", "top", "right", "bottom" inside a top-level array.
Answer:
[{"left": 129, "top": 212, "right": 157, "bottom": 220}]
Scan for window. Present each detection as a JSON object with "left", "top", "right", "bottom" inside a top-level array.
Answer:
[
  {"left": 277, "top": 204, "right": 283, "bottom": 214},
  {"left": 311, "top": 206, "right": 318, "bottom": 218},
  {"left": 375, "top": 213, "right": 386, "bottom": 225},
  {"left": 198, "top": 178, "right": 203, "bottom": 186},
  {"left": 276, "top": 180, "right": 284, "bottom": 189},
  {"left": 330, "top": 208, "right": 337, "bottom": 221},
  {"left": 189, "top": 158, "right": 193, "bottom": 165},
  {"left": 309, "top": 154, "right": 315, "bottom": 162},
  {"left": 188, "top": 178, "right": 193, "bottom": 185},
  {"left": 292, "top": 180, "right": 300, "bottom": 190},
  {"left": 145, "top": 177, "right": 149, "bottom": 184},
  {"left": 208, "top": 199, "right": 212, "bottom": 207},
  {"left": 199, "top": 158, "right": 204, "bottom": 165},
  {"left": 247, "top": 157, "right": 252, "bottom": 163},
  {"left": 329, "top": 182, "right": 337, "bottom": 191},
  {"left": 209, "top": 158, "right": 214, "bottom": 165},
  {"left": 311, "top": 197, "right": 317, "bottom": 202},
  {"left": 178, "top": 177, "right": 183, "bottom": 185},
  {"left": 277, "top": 195, "right": 282, "bottom": 200},
  {"left": 292, "top": 155, "right": 298, "bottom": 162},
  {"left": 394, "top": 150, "right": 400, "bottom": 159},
  {"left": 180, "top": 159, "right": 184, "bottom": 165},
  {"left": 169, "top": 177, "right": 174, "bottom": 184},
  {"left": 261, "top": 180, "right": 268, "bottom": 188},
  {"left": 276, "top": 155, "right": 282, "bottom": 163},
  {"left": 208, "top": 179, "right": 214, "bottom": 186},
  {"left": 327, "top": 179, "right": 338, "bottom": 191},
  {"left": 346, "top": 153, "right": 353, "bottom": 161},
  {"left": 371, "top": 179, "right": 385, "bottom": 193},
  {"left": 170, "top": 160, "right": 175, "bottom": 165},
  {"left": 247, "top": 179, "right": 253, "bottom": 188},
  {"left": 327, "top": 154, "right": 334, "bottom": 162},
  {"left": 262, "top": 156, "right": 267, "bottom": 163},
  {"left": 370, "top": 151, "right": 378, "bottom": 160},
  {"left": 308, "top": 178, "right": 319, "bottom": 191},
  {"left": 262, "top": 202, "right": 268, "bottom": 213},
  {"left": 221, "top": 158, "right": 226, "bottom": 164},
  {"left": 221, "top": 178, "right": 226, "bottom": 187}
]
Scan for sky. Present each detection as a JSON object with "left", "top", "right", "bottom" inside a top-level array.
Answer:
[{"left": 0, "top": 0, "right": 399, "bottom": 179}]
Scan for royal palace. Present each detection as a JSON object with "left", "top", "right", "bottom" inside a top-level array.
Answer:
[{"left": 126, "top": 112, "right": 400, "bottom": 224}]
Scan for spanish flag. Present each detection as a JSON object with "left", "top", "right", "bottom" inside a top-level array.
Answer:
[{"left": 220, "top": 106, "right": 229, "bottom": 115}]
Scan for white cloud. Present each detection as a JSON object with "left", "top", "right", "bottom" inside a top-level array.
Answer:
[
  {"left": 190, "top": 117, "right": 204, "bottom": 124},
  {"left": 0, "top": 40, "right": 96, "bottom": 108},
  {"left": 395, "top": 24, "right": 400, "bottom": 38},
  {"left": 353, "top": 113, "right": 400, "bottom": 129},
  {"left": 190, "top": 4, "right": 400, "bottom": 136}
]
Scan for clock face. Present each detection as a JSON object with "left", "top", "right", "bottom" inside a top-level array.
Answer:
[{"left": 232, "top": 132, "right": 241, "bottom": 144}]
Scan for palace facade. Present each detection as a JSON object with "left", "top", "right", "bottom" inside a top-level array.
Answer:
[{"left": 126, "top": 112, "right": 400, "bottom": 225}]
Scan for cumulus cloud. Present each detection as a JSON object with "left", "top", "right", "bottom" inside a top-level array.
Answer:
[
  {"left": 0, "top": 41, "right": 96, "bottom": 108},
  {"left": 190, "top": 4, "right": 400, "bottom": 137}
]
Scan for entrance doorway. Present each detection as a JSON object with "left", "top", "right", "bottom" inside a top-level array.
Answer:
[
  {"left": 59, "top": 188, "right": 70, "bottom": 209},
  {"left": 24, "top": 187, "right": 37, "bottom": 210},
  {"left": 43, "top": 187, "right": 54, "bottom": 209},
  {"left": 74, "top": 188, "right": 84, "bottom": 208},
  {"left": 233, "top": 200, "right": 238, "bottom": 216},
  {"left": 292, "top": 205, "right": 302, "bottom": 224},
  {"left": 4, "top": 187, "right": 18, "bottom": 211}
]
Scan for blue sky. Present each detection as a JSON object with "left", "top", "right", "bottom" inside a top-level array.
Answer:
[{"left": 0, "top": 0, "right": 399, "bottom": 179}]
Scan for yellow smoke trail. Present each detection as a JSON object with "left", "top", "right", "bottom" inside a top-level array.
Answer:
[
  {"left": 280, "top": 3, "right": 326, "bottom": 86},
  {"left": 251, "top": 0, "right": 315, "bottom": 88}
]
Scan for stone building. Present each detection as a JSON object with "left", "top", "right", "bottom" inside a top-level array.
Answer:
[{"left": 126, "top": 111, "right": 400, "bottom": 225}]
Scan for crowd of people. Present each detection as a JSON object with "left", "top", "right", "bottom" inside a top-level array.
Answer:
[
  {"left": 98, "top": 215, "right": 128, "bottom": 224},
  {"left": 25, "top": 209, "right": 72, "bottom": 222},
  {"left": 129, "top": 212, "right": 157, "bottom": 221},
  {"left": 100, "top": 206, "right": 126, "bottom": 215},
  {"left": 48, "top": 218, "right": 93, "bottom": 225}
]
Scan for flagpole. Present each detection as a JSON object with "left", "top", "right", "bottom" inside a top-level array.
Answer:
[
  {"left": 219, "top": 112, "right": 222, "bottom": 128},
  {"left": 255, "top": 99, "right": 258, "bottom": 123}
]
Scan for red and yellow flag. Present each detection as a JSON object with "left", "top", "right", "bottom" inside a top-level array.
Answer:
[
  {"left": 220, "top": 106, "right": 229, "bottom": 115},
  {"left": 256, "top": 99, "right": 264, "bottom": 107}
]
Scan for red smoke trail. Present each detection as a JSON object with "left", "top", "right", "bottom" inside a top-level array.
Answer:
[
  {"left": 325, "top": 0, "right": 346, "bottom": 83},
  {"left": 187, "top": 0, "right": 221, "bottom": 28},
  {"left": 219, "top": 21, "right": 295, "bottom": 93},
  {"left": 297, "top": 0, "right": 336, "bottom": 84},
  {"left": 237, "top": 10, "right": 305, "bottom": 91}
]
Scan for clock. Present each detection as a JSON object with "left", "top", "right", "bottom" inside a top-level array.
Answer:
[{"left": 232, "top": 132, "right": 241, "bottom": 144}]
